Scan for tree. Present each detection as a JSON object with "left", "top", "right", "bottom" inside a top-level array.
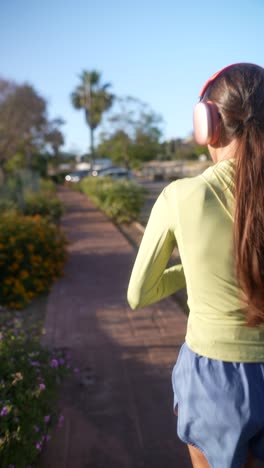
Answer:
[
  {"left": 71, "top": 70, "right": 114, "bottom": 165},
  {"left": 46, "top": 121, "right": 65, "bottom": 157},
  {"left": 98, "top": 96, "right": 163, "bottom": 168},
  {"left": 165, "top": 137, "right": 210, "bottom": 161},
  {"left": 0, "top": 79, "right": 64, "bottom": 172},
  {"left": 97, "top": 130, "right": 131, "bottom": 167}
]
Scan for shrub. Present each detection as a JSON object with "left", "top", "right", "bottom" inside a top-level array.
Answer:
[
  {"left": 0, "top": 198, "right": 18, "bottom": 213},
  {"left": 0, "top": 173, "right": 60, "bottom": 218},
  {"left": 23, "top": 192, "right": 64, "bottom": 224},
  {"left": 39, "top": 178, "right": 57, "bottom": 194},
  {"left": 0, "top": 310, "right": 70, "bottom": 467},
  {"left": 0, "top": 213, "right": 67, "bottom": 309},
  {"left": 80, "top": 177, "right": 147, "bottom": 224},
  {"left": 0, "top": 170, "right": 41, "bottom": 208},
  {"left": 102, "top": 181, "right": 147, "bottom": 223}
]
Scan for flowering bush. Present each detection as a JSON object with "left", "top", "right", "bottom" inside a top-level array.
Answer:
[
  {"left": 0, "top": 213, "right": 67, "bottom": 309},
  {"left": 23, "top": 192, "right": 64, "bottom": 224},
  {"left": 80, "top": 177, "right": 147, "bottom": 224},
  {"left": 0, "top": 310, "right": 70, "bottom": 467}
]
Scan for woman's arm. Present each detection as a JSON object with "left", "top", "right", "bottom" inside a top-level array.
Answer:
[{"left": 127, "top": 185, "right": 186, "bottom": 310}]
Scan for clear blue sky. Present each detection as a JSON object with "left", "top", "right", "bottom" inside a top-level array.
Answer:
[{"left": 1, "top": 0, "right": 263, "bottom": 154}]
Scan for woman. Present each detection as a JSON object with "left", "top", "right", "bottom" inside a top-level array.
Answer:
[{"left": 127, "top": 63, "right": 264, "bottom": 467}]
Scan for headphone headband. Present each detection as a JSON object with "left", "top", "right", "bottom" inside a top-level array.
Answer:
[
  {"left": 199, "top": 64, "right": 236, "bottom": 98},
  {"left": 199, "top": 62, "right": 262, "bottom": 98}
]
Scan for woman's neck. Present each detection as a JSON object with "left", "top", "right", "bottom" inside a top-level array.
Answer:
[{"left": 208, "top": 139, "right": 238, "bottom": 163}]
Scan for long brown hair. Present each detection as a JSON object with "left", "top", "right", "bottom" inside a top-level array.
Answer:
[{"left": 206, "top": 63, "right": 264, "bottom": 325}]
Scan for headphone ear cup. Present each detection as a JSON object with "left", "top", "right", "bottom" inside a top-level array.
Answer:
[{"left": 193, "top": 101, "right": 221, "bottom": 145}]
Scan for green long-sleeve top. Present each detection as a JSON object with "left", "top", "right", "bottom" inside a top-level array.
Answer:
[{"left": 127, "top": 159, "right": 264, "bottom": 362}]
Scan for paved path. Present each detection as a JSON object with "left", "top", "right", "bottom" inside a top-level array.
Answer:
[{"left": 41, "top": 187, "right": 191, "bottom": 468}]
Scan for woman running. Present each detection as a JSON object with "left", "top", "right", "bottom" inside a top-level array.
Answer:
[{"left": 127, "top": 63, "right": 264, "bottom": 467}]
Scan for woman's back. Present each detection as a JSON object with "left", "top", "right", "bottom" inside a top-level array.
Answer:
[
  {"left": 127, "top": 158, "right": 264, "bottom": 362},
  {"left": 174, "top": 160, "right": 264, "bottom": 361}
]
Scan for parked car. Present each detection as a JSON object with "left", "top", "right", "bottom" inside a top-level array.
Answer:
[
  {"left": 91, "top": 166, "right": 133, "bottom": 180},
  {"left": 65, "top": 170, "right": 91, "bottom": 183}
]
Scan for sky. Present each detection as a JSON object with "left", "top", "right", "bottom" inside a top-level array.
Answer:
[{"left": 1, "top": 0, "right": 263, "bottom": 155}]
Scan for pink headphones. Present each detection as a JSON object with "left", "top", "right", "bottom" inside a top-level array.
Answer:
[{"left": 193, "top": 64, "right": 236, "bottom": 145}]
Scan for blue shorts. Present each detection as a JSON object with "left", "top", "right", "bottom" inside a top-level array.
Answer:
[{"left": 172, "top": 342, "right": 264, "bottom": 468}]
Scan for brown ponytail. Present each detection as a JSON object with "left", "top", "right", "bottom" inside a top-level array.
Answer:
[
  {"left": 234, "top": 123, "right": 264, "bottom": 325},
  {"left": 207, "top": 64, "right": 264, "bottom": 325}
]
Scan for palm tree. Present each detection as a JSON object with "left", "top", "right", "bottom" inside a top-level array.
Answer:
[{"left": 71, "top": 70, "right": 114, "bottom": 166}]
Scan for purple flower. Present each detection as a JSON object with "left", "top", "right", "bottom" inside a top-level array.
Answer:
[
  {"left": 30, "top": 361, "right": 40, "bottom": 367},
  {"left": 50, "top": 359, "right": 59, "bottom": 368},
  {"left": 0, "top": 332, "right": 3, "bottom": 340},
  {"left": 73, "top": 367, "right": 80, "bottom": 374},
  {"left": 59, "top": 358, "right": 65, "bottom": 365},
  {"left": 34, "top": 426, "right": 40, "bottom": 433},
  {"left": 0, "top": 406, "right": 9, "bottom": 417},
  {"left": 58, "top": 414, "right": 64, "bottom": 428},
  {"left": 45, "top": 434, "right": 51, "bottom": 442},
  {"left": 35, "top": 442, "right": 42, "bottom": 451},
  {"left": 44, "top": 415, "right": 51, "bottom": 423},
  {"left": 9, "top": 465, "right": 15, "bottom": 468},
  {"left": 39, "top": 383, "right": 46, "bottom": 391}
]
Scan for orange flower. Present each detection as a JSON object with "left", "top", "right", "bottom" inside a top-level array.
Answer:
[{"left": 20, "top": 270, "right": 29, "bottom": 280}]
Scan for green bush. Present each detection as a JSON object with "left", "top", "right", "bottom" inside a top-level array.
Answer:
[
  {"left": 80, "top": 177, "right": 147, "bottom": 224},
  {"left": 102, "top": 181, "right": 147, "bottom": 223},
  {"left": 0, "top": 173, "right": 59, "bottom": 218},
  {"left": 0, "top": 310, "right": 70, "bottom": 467},
  {"left": 39, "top": 178, "right": 57, "bottom": 194},
  {"left": 0, "top": 170, "right": 41, "bottom": 202},
  {"left": 0, "top": 198, "right": 18, "bottom": 213},
  {"left": 79, "top": 176, "right": 110, "bottom": 206},
  {"left": 23, "top": 192, "right": 64, "bottom": 224},
  {"left": 0, "top": 213, "right": 67, "bottom": 310}
]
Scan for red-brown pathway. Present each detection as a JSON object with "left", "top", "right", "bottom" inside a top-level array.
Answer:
[{"left": 41, "top": 187, "right": 191, "bottom": 468}]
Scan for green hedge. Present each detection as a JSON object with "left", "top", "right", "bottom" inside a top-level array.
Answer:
[{"left": 80, "top": 177, "right": 147, "bottom": 224}]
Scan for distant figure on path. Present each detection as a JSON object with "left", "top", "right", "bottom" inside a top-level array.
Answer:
[{"left": 127, "top": 63, "right": 264, "bottom": 468}]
